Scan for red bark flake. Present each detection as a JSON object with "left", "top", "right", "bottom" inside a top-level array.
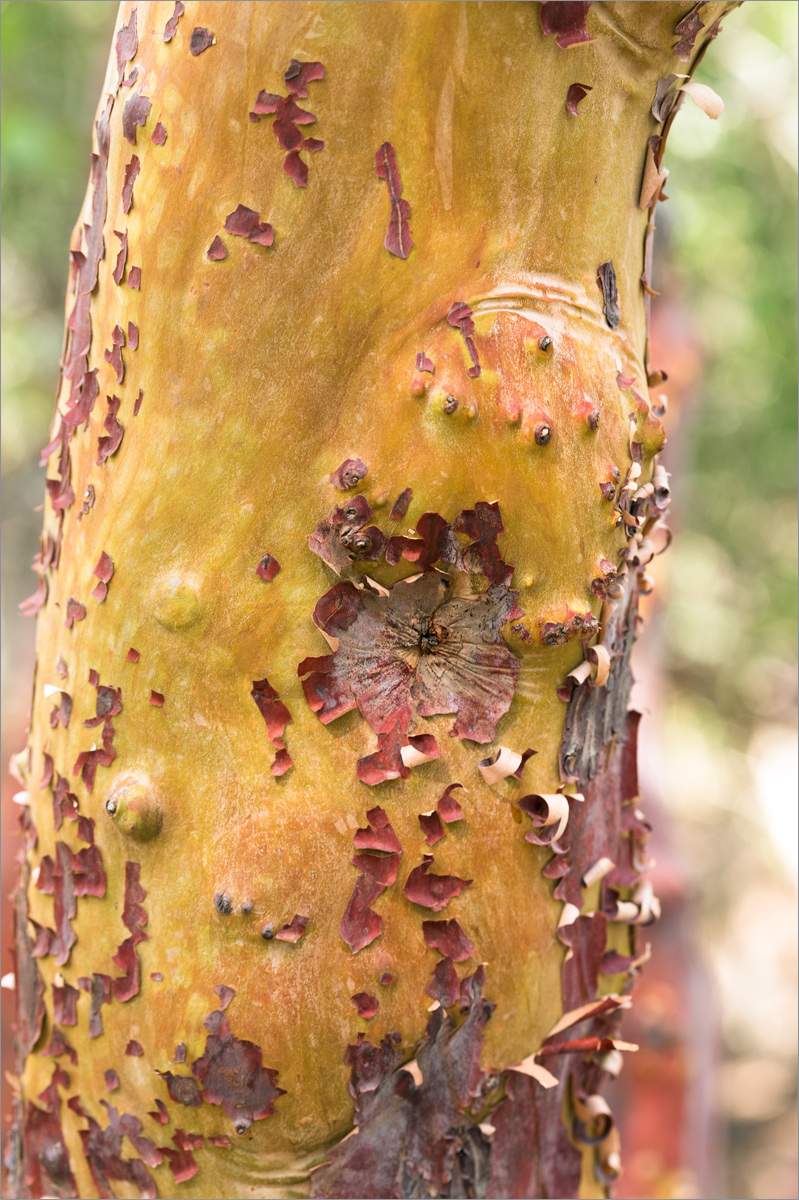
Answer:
[
  {"left": 77, "top": 814, "right": 95, "bottom": 844},
  {"left": 215, "top": 984, "right": 235, "bottom": 1010},
  {"left": 41, "top": 1027, "right": 76, "bottom": 1063},
  {"left": 225, "top": 204, "right": 260, "bottom": 236},
  {"left": 403, "top": 857, "right": 472, "bottom": 912},
  {"left": 207, "top": 235, "right": 227, "bottom": 261},
  {"left": 418, "top": 810, "right": 445, "bottom": 846},
  {"left": 208, "top": 1134, "right": 231, "bottom": 1148},
  {"left": 151, "top": 971, "right": 164, "bottom": 981},
  {"left": 275, "top": 914, "right": 309, "bottom": 943},
  {"left": 175, "top": 1043, "right": 187, "bottom": 1061},
  {"left": 301, "top": 569, "right": 520, "bottom": 767},
  {"left": 353, "top": 806, "right": 402, "bottom": 854},
  {"left": 91, "top": 550, "right": 114, "bottom": 603},
  {"left": 52, "top": 774, "right": 78, "bottom": 829},
  {"left": 97, "top": 395, "right": 124, "bottom": 465},
  {"left": 330, "top": 458, "right": 368, "bottom": 490},
  {"left": 52, "top": 981, "right": 79, "bottom": 1026},
  {"left": 597, "top": 260, "right": 620, "bottom": 329},
  {"left": 249, "top": 220, "right": 275, "bottom": 246},
  {"left": 283, "top": 150, "right": 308, "bottom": 187},
  {"left": 151, "top": 121, "right": 167, "bottom": 145},
  {"left": 72, "top": 844, "right": 107, "bottom": 898},
  {"left": 250, "top": 62, "right": 324, "bottom": 187},
  {"left": 379, "top": 972, "right": 393, "bottom": 985},
  {"left": 40, "top": 842, "right": 77, "bottom": 967},
  {"left": 49, "top": 691, "right": 72, "bottom": 730},
  {"left": 20, "top": 1085, "right": 77, "bottom": 1198},
  {"left": 115, "top": 10, "right": 138, "bottom": 86},
  {"left": 29, "top": 919, "right": 53, "bottom": 959},
  {"left": 427, "top": 956, "right": 459, "bottom": 1008},
  {"left": 64, "top": 368, "right": 99, "bottom": 431},
  {"left": 539, "top": 2, "right": 593, "bottom": 48},
  {"left": 78, "top": 1103, "right": 160, "bottom": 1197},
  {"left": 122, "top": 91, "right": 152, "bottom": 144},
  {"left": 122, "top": 156, "right": 140, "bottom": 214},
  {"left": 40, "top": 751, "right": 55, "bottom": 790},
  {"left": 674, "top": 3, "right": 706, "bottom": 61},
  {"left": 163, "top": 1, "right": 184, "bottom": 42},
  {"left": 250, "top": 677, "right": 293, "bottom": 776},
  {"left": 126, "top": 1039, "right": 144, "bottom": 1056},
  {"left": 104, "top": 325, "right": 125, "bottom": 384},
  {"left": 73, "top": 719, "right": 116, "bottom": 791},
  {"left": 128, "top": 265, "right": 141, "bottom": 289},
  {"left": 566, "top": 82, "right": 592, "bottom": 113},
  {"left": 120, "top": 65, "right": 140, "bottom": 88},
  {"left": 160, "top": 1130, "right": 202, "bottom": 1182},
  {"left": 159, "top": 1070, "right": 202, "bottom": 1106},
  {"left": 78, "top": 483, "right": 96, "bottom": 520},
  {"left": 149, "top": 690, "right": 164, "bottom": 706},
  {"left": 19, "top": 574, "right": 47, "bottom": 618},
  {"left": 84, "top": 683, "right": 123, "bottom": 728},
  {"left": 438, "top": 784, "right": 465, "bottom": 824},
  {"left": 447, "top": 300, "right": 480, "bottom": 377},
  {"left": 256, "top": 553, "right": 281, "bottom": 581},
  {"left": 284, "top": 58, "right": 324, "bottom": 97},
  {"left": 415, "top": 352, "right": 434, "bottom": 373},
  {"left": 128, "top": 320, "right": 139, "bottom": 349},
  {"left": 190, "top": 1007, "right": 286, "bottom": 1131},
  {"left": 389, "top": 487, "right": 412, "bottom": 520},
  {"left": 340, "top": 873, "right": 385, "bottom": 953},
  {"left": 422, "top": 918, "right": 475, "bottom": 962},
  {"left": 351, "top": 992, "right": 379, "bottom": 1019},
  {"left": 190, "top": 26, "right": 215, "bottom": 55},
  {"left": 148, "top": 1098, "right": 169, "bottom": 1124},
  {"left": 64, "top": 599, "right": 87, "bottom": 635},
  {"left": 314, "top": 974, "right": 493, "bottom": 1197},
  {"left": 616, "top": 371, "right": 636, "bottom": 390},
  {"left": 133, "top": 388, "right": 143, "bottom": 415},
  {"left": 375, "top": 142, "right": 413, "bottom": 260},
  {"left": 350, "top": 852, "right": 400, "bottom": 886},
  {"left": 105, "top": 1069, "right": 120, "bottom": 1092},
  {"left": 559, "top": 912, "right": 609, "bottom": 1010},
  {"left": 111, "top": 861, "right": 147, "bottom": 1003}
]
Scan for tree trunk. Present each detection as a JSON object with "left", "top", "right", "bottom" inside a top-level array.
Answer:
[{"left": 7, "top": 3, "right": 738, "bottom": 1197}]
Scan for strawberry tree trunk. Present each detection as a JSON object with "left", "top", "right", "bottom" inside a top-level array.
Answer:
[{"left": 8, "top": 3, "right": 737, "bottom": 1198}]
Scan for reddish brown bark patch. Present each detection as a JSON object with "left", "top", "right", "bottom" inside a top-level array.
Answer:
[
  {"left": 190, "top": 1006, "right": 285, "bottom": 1132},
  {"left": 422, "top": 918, "right": 475, "bottom": 963},
  {"left": 351, "top": 992, "right": 379, "bottom": 1019},
  {"left": 275, "top": 914, "right": 309, "bottom": 943},
  {"left": 447, "top": 300, "right": 480, "bottom": 377},
  {"left": 207, "top": 235, "right": 227, "bottom": 261},
  {"left": 111, "top": 861, "right": 147, "bottom": 1002},
  {"left": 122, "top": 91, "right": 151, "bottom": 144},
  {"left": 597, "top": 260, "right": 621, "bottom": 329},
  {"left": 375, "top": 142, "right": 413, "bottom": 259},
  {"left": 14, "top": 874, "right": 46, "bottom": 1057},
  {"left": 190, "top": 27, "right": 215, "bottom": 55},
  {"left": 91, "top": 550, "right": 114, "bottom": 602},
  {"left": 20, "top": 1068, "right": 77, "bottom": 1200},
  {"left": 122, "top": 155, "right": 139, "bottom": 213},
  {"left": 163, "top": 1, "right": 184, "bottom": 42},
  {"left": 389, "top": 487, "right": 412, "bottom": 520},
  {"left": 566, "top": 82, "right": 592, "bottom": 113},
  {"left": 151, "top": 121, "right": 167, "bottom": 144},
  {"left": 403, "top": 856, "right": 472, "bottom": 912},
  {"left": 255, "top": 553, "right": 280, "bottom": 581},
  {"left": 250, "top": 677, "right": 293, "bottom": 776},
  {"left": 539, "top": 1, "right": 593, "bottom": 48},
  {"left": 330, "top": 458, "right": 368, "bottom": 490},
  {"left": 312, "top": 969, "right": 494, "bottom": 1198}
]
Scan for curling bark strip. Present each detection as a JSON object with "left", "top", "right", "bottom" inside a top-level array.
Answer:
[{"left": 10, "top": 3, "right": 738, "bottom": 1198}]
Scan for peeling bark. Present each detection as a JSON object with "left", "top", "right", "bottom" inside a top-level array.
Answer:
[{"left": 11, "top": 3, "right": 738, "bottom": 1198}]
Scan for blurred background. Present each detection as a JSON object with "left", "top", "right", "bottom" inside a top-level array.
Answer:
[{"left": 1, "top": 3, "right": 796, "bottom": 1198}]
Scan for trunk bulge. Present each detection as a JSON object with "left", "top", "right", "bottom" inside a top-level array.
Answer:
[{"left": 9, "top": 3, "right": 737, "bottom": 1198}]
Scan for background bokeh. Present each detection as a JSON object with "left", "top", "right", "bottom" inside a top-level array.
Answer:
[{"left": 1, "top": 3, "right": 796, "bottom": 1198}]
